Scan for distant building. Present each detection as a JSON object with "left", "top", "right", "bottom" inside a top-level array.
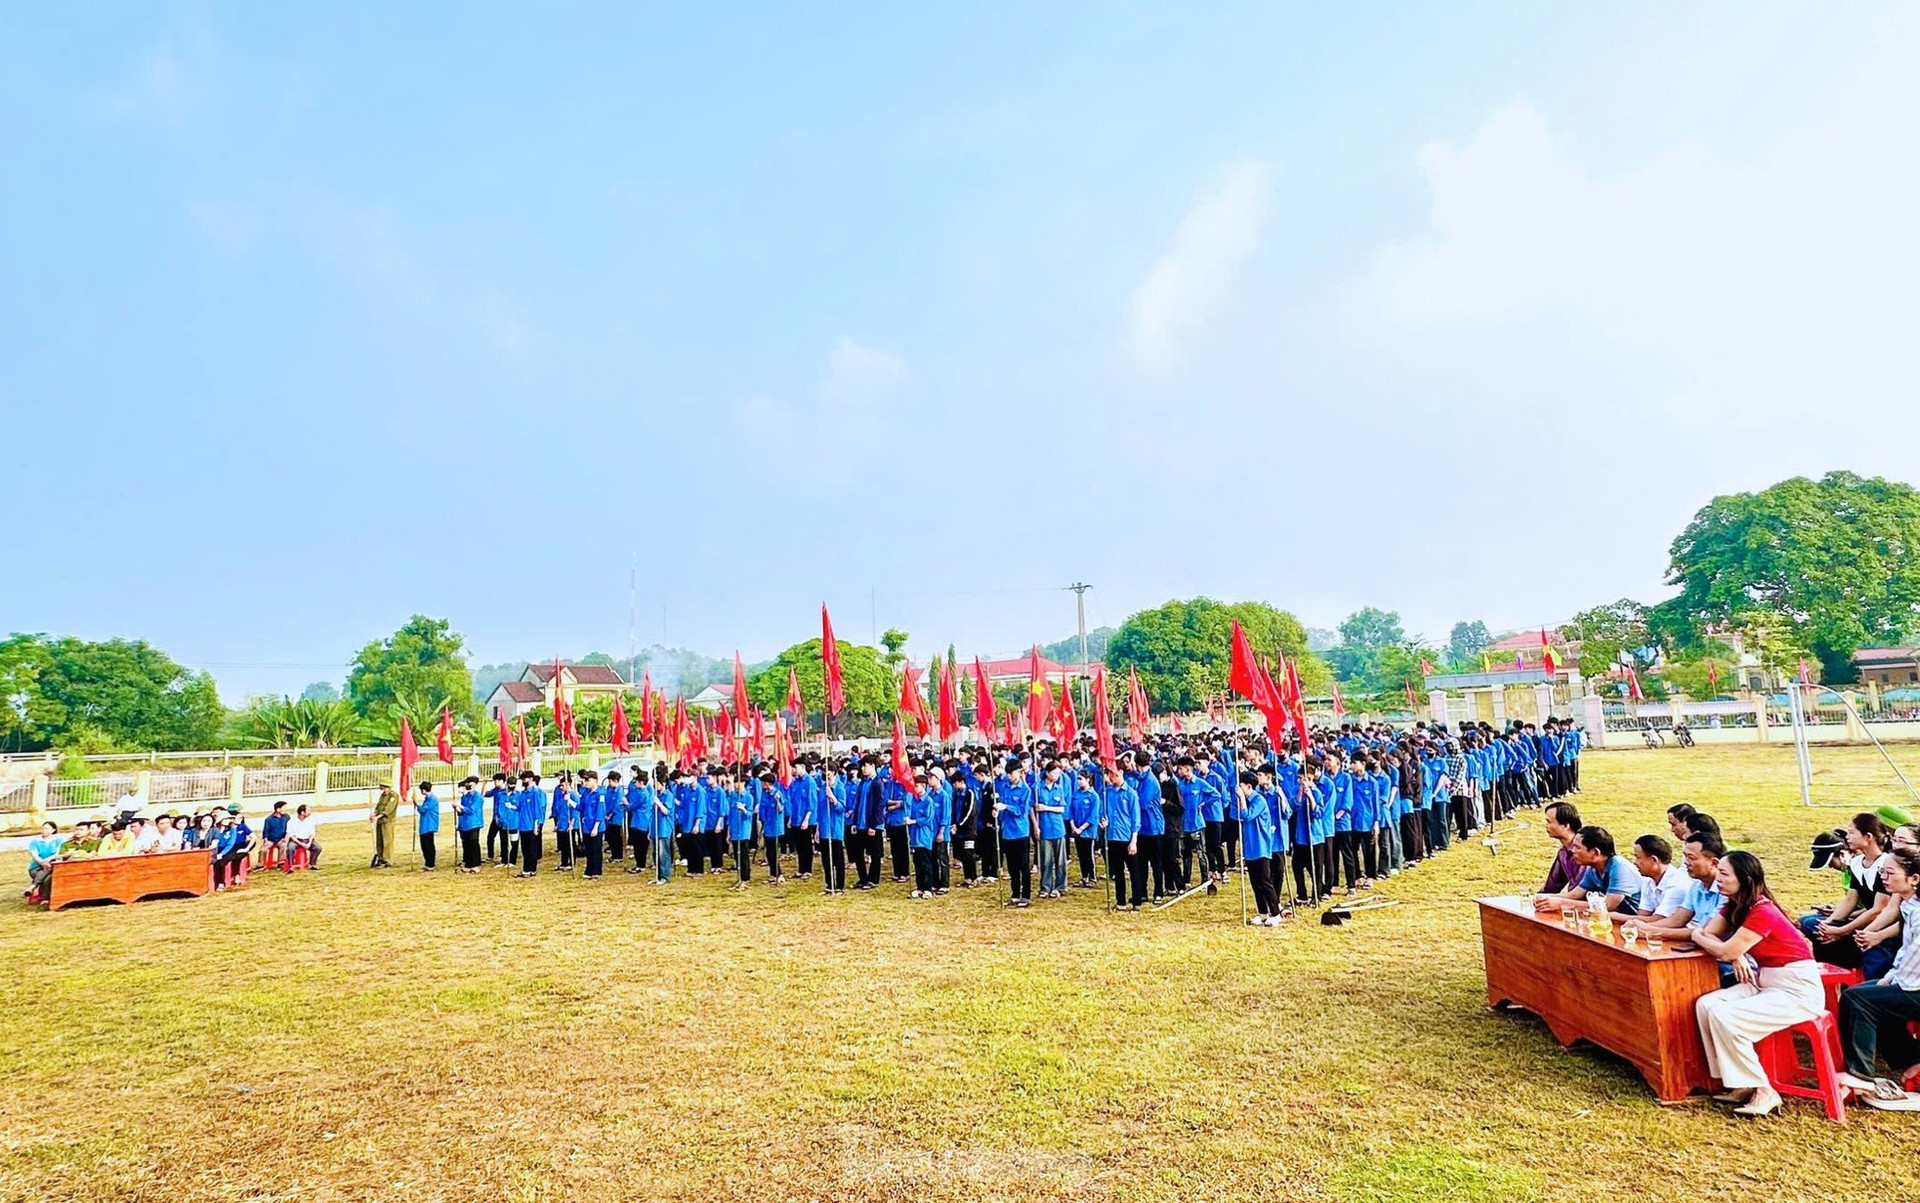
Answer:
[
  {"left": 485, "top": 662, "right": 628, "bottom": 722},
  {"left": 688, "top": 682, "right": 736, "bottom": 711},
  {"left": 1853, "top": 647, "right": 1920, "bottom": 688}
]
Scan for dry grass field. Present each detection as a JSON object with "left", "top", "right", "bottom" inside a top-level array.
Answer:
[{"left": 3, "top": 744, "right": 1919, "bottom": 1203}]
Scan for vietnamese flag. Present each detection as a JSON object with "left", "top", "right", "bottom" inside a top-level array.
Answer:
[
  {"left": 1054, "top": 674, "right": 1079, "bottom": 746},
  {"left": 398, "top": 716, "right": 420, "bottom": 797},
  {"left": 785, "top": 666, "right": 804, "bottom": 722},
  {"left": 750, "top": 705, "right": 768, "bottom": 761},
  {"left": 1404, "top": 680, "right": 1418, "bottom": 710},
  {"left": 732, "top": 651, "right": 751, "bottom": 724},
  {"left": 496, "top": 708, "right": 515, "bottom": 771},
  {"left": 718, "top": 705, "right": 738, "bottom": 764},
  {"left": 1627, "top": 665, "right": 1645, "bottom": 702},
  {"left": 821, "top": 605, "right": 846, "bottom": 716},
  {"left": 514, "top": 714, "right": 531, "bottom": 765},
  {"left": 1285, "top": 658, "right": 1310, "bottom": 747},
  {"left": 637, "top": 670, "right": 655, "bottom": 740},
  {"left": 1091, "top": 665, "right": 1117, "bottom": 768},
  {"left": 1024, "top": 646, "right": 1052, "bottom": 736},
  {"left": 610, "top": 692, "right": 631, "bottom": 754},
  {"left": 1540, "top": 629, "right": 1560, "bottom": 676},
  {"left": 1001, "top": 706, "right": 1019, "bottom": 748},
  {"left": 435, "top": 704, "right": 455, "bottom": 765},
  {"left": 1331, "top": 681, "right": 1346, "bottom": 719},
  {"left": 890, "top": 713, "right": 920, "bottom": 796},
  {"left": 937, "top": 661, "right": 959, "bottom": 741},
  {"left": 1707, "top": 660, "right": 1720, "bottom": 692},
  {"left": 773, "top": 716, "right": 795, "bottom": 786},
  {"left": 972, "top": 656, "right": 996, "bottom": 735}
]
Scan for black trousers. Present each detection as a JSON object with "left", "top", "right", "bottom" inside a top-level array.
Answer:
[
  {"left": 555, "top": 827, "right": 575, "bottom": 868},
  {"left": 764, "top": 830, "right": 783, "bottom": 878},
  {"left": 1334, "top": 830, "right": 1360, "bottom": 888},
  {"left": 1108, "top": 839, "right": 1144, "bottom": 907},
  {"left": 681, "top": 831, "right": 705, "bottom": 874},
  {"left": 1004, "top": 836, "right": 1032, "bottom": 901},
  {"left": 1179, "top": 831, "right": 1203, "bottom": 888},
  {"left": 607, "top": 823, "right": 625, "bottom": 863},
  {"left": 1840, "top": 982, "right": 1920, "bottom": 1079},
  {"left": 1359, "top": 828, "right": 1378, "bottom": 880},
  {"left": 520, "top": 830, "right": 540, "bottom": 874},
  {"left": 1137, "top": 832, "right": 1168, "bottom": 898},
  {"left": 887, "top": 826, "right": 910, "bottom": 880},
  {"left": 912, "top": 846, "right": 935, "bottom": 892},
  {"left": 978, "top": 827, "right": 999, "bottom": 879},
  {"left": 419, "top": 832, "right": 437, "bottom": 869},
  {"left": 933, "top": 840, "right": 949, "bottom": 890},
  {"left": 821, "top": 838, "right": 847, "bottom": 891},
  {"left": 631, "top": 829, "right": 650, "bottom": 868},
  {"left": 1451, "top": 795, "right": 1475, "bottom": 843},
  {"left": 1203, "top": 820, "right": 1225, "bottom": 877},
  {"left": 459, "top": 828, "right": 482, "bottom": 869},
  {"left": 583, "top": 831, "right": 604, "bottom": 878},
  {"left": 734, "top": 838, "right": 754, "bottom": 882},
  {"left": 705, "top": 830, "right": 727, "bottom": 870},
  {"left": 487, "top": 819, "right": 515, "bottom": 863},
  {"left": 956, "top": 837, "right": 978, "bottom": 882},
  {"left": 1401, "top": 813, "right": 1425, "bottom": 863},
  {"left": 1222, "top": 816, "right": 1240, "bottom": 867},
  {"left": 1074, "top": 836, "right": 1096, "bottom": 882},
  {"left": 793, "top": 828, "right": 814, "bottom": 876},
  {"left": 1428, "top": 805, "right": 1450, "bottom": 851},
  {"left": 1248, "top": 856, "right": 1279, "bottom": 916}
]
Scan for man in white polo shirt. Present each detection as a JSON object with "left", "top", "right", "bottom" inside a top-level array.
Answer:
[{"left": 1632, "top": 833, "right": 1690, "bottom": 918}]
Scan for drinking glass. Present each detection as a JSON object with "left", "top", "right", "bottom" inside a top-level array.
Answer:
[
  {"left": 1620, "top": 921, "right": 1639, "bottom": 946},
  {"left": 1645, "top": 933, "right": 1664, "bottom": 953}
]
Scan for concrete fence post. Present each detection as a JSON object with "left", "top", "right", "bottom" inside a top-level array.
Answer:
[
  {"left": 228, "top": 766, "right": 246, "bottom": 810},
  {"left": 1755, "top": 694, "right": 1770, "bottom": 743},
  {"left": 315, "top": 762, "right": 329, "bottom": 808},
  {"left": 29, "top": 774, "right": 49, "bottom": 825},
  {"left": 134, "top": 769, "right": 152, "bottom": 805}
]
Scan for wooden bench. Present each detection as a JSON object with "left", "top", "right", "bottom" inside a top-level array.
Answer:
[{"left": 47, "top": 848, "right": 214, "bottom": 911}]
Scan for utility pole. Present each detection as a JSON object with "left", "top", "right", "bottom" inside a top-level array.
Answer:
[
  {"left": 1066, "top": 582, "right": 1092, "bottom": 705},
  {"left": 628, "top": 559, "right": 637, "bottom": 686}
]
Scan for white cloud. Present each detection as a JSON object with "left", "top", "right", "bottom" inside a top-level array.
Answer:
[
  {"left": 1123, "top": 157, "right": 1274, "bottom": 376},
  {"left": 822, "top": 336, "right": 908, "bottom": 406},
  {"left": 734, "top": 337, "right": 909, "bottom": 446},
  {"left": 1340, "top": 10, "right": 1920, "bottom": 427}
]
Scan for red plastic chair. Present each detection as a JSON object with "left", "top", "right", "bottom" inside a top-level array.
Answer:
[
  {"left": 1759, "top": 1013, "right": 1848, "bottom": 1123},
  {"left": 285, "top": 843, "right": 311, "bottom": 872},
  {"left": 1818, "top": 963, "right": 1863, "bottom": 1013},
  {"left": 259, "top": 842, "right": 283, "bottom": 870}
]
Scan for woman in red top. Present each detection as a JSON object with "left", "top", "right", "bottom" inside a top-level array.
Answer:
[{"left": 1691, "top": 850, "right": 1823, "bottom": 1117}]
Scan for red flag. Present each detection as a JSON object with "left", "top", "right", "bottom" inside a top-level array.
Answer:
[
  {"left": 732, "top": 650, "right": 750, "bottom": 723},
  {"left": 610, "top": 692, "right": 631, "bottom": 754},
  {"left": 898, "top": 663, "right": 932, "bottom": 737},
  {"left": 1798, "top": 658, "right": 1813, "bottom": 691},
  {"left": 1707, "top": 660, "right": 1719, "bottom": 692},
  {"left": 1092, "top": 665, "right": 1117, "bottom": 768},
  {"left": 890, "top": 713, "right": 920, "bottom": 796},
  {"left": 1285, "top": 658, "right": 1310, "bottom": 748},
  {"left": 1227, "top": 620, "right": 1260, "bottom": 701},
  {"left": 1127, "top": 666, "right": 1150, "bottom": 742},
  {"left": 514, "top": 714, "right": 531, "bottom": 765},
  {"left": 1331, "top": 681, "right": 1346, "bottom": 719},
  {"left": 496, "top": 707, "right": 515, "bottom": 771},
  {"left": 1404, "top": 680, "right": 1417, "bottom": 710},
  {"left": 1024, "top": 646, "right": 1051, "bottom": 736},
  {"left": 718, "top": 704, "right": 738, "bottom": 765},
  {"left": 1054, "top": 674, "right": 1079, "bottom": 745},
  {"left": 972, "top": 656, "right": 996, "bottom": 735},
  {"left": 937, "top": 661, "right": 959, "bottom": 741},
  {"left": 434, "top": 704, "right": 455, "bottom": 765},
  {"left": 637, "top": 670, "right": 655, "bottom": 740},
  {"left": 821, "top": 605, "right": 846, "bottom": 715},
  {"left": 1171, "top": 716, "right": 1185, "bottom": 734},
  {"left": 773, "top": 716, "right": 795, "bottom": 786},
  {"left": 1540, "top": 629, "right": 1560, "bottom": 675},
  {"left": 1420, "top": 657, "right": 1436, "bottom": 677},
  {"left": 1001, "top": 706, "right": 1019, "bottom": 748},
  {"left": 398, "top": 716, "right": 420, "bottom": 796},
  {"left": 785, "top": 665, "right": 804, "bottom": 720},
  {"left": 1626, "top": 665, "right": 1645, "bottom": 702}
]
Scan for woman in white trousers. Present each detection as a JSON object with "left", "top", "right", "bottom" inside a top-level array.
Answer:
[{"left": 1690, "top": 850, "right": 1825, "bottom": 1117}]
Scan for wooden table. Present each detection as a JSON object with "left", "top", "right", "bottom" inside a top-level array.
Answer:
[
  {"left": 47, "top": 848, "right": 214, "bottom": 911},
  {"left": 1477, "top": 895, "right": 1722, "bottom": 1102}
]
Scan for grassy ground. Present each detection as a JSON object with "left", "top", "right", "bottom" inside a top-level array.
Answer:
[{"left": 3, "top": 745, "right": 1918, "bottom": 1203}]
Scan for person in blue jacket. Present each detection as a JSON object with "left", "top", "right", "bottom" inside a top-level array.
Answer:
[
  {"left": 455, "top": 775, "right": 485, "bottom": 872},
  {"left": 1349, "top": 759, "right": 1378, "bottom": 888},
  {"left": 549, "top": 772, "right": 578, "bottom": 872},
  {"left": 486, "top": 771, "right": 518, "bottom": 866},
  {"left": 514, "top": 771, "right": 546, "bottom": 878},
  {"left": 622, "top": 771, "right": 651, "bottom": 873},
  {"left": 927, "top": 764, "right": 953, "bottom": 895},
  {"left": 602, "top": 769, "right": 627, "bottom": 866},
  {"left": 1235, "top": 777, "right": 1282, "bottom": 924},
  {"left": 1127, "top": 752, "right": 1168, "bottom": 902},
  {"left": 1208, "top": 752, "right": 1237, "bottom": 871},
  {"left": 906, "top": 773, "right": 938, "bottom": 898},
  {"left": 757, "top": 770, "right": 787, "bottom": 883},
  {"left": 648, "top": 765, "right": 677, "bottom": 885},
  {"left": 1067, "top": 767, "right": 1100, "bottom": 890},
  {"left": 994, "top": 757, "right": 1035, "bottom": 908},
  {"left": 414, "top": 780, "right": 441, "bottom": 872},
  {"left": 817, "top": 763, "right": 848, "bottom": 895},
  {"left": 726, "top": 770, "right": 757, "bottom": 888},
  {"left": 785, "top": 767, "right": 816, "bottom": 879},
  {"left": 1173, "top": 758, "right": 1218, "bottom": 892},
  {"left": 1099, "top": 766, "right": 1143, "bottom": 910},
  {"left": 578, "top": 769, "right": 608, "bottom": 880},
  {"left": 883, "top": 759, "right": 912, "bottom": 885},
  {"left": 1034, "top": 760, "right": 1070, "bottom": 900}
]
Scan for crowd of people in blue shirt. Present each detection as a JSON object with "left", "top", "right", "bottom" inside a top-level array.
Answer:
[{"left": 400, "top": 715, "right": 1586, "bottom": 923}]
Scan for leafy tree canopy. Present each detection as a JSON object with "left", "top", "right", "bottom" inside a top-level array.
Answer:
[
  {"left": 300, "top": 680, "right": 340, "bottom": 703},
  {"left": 345, "top": 616, "right": 474, "bottom": 731},
  {"left": 1561, "top": 599, "right": 1657, "bottom": 678},
  {"left": 1107, "top": 598, "right": 1322, "bottom": 711},
  {"left": 1448, "top": 620, "right": 1492, "bottom": 665},
  {"left": 1039, "top": 626, "right": 1115, "bottom": 665},
  {"left": 1660, "top": 471, "right": 1920, "bottom": 679},
  {"left": 0, "top": 633, "right": 224, "bottom": 752}
]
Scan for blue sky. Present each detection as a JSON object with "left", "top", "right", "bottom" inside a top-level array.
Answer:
[{"left": 6, "top": 3, "right": 1918, "bottom": 701}]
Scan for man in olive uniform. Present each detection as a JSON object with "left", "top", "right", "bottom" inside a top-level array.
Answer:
[{"left": 370, "top": 784, "right": 400, "bottom": 868}]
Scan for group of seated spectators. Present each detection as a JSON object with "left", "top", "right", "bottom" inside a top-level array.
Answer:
[
  {"left": 1532, "top": 799, "right": 1920, "bottom": 1115},
  {"left": 22, "top": 799, "right": 324, "bottom": 905}
]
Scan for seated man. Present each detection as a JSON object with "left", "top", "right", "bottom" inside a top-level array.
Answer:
[
  {"left": 1538, "top": 802, "right": 1583, "bottom": 894},
  {"left": 286, "top": 804, "right": 322, "bottom": 870},
  {"left": 1637, "top": 832, "right": 1728, "bottom": 941},
  {"left": 1631, "top": 833, "right": 1689, "bottom": 919},
  {"left": 97, "top": 821, "right": 139, "bottom": 857},
  {"left": 129, "top": 816, "right": 160, "bottom": 854},
  {"left": 260, "top": 800, "right": 290, "bottom": 865},
  {"left": 1534, "top": 825, "right": 1644, "bottom": 915},
  {"left": 154, "top": 814, "right": 184, "bottom": 853},
  {"left": 24, "top": 821, "right": 65, "bottom": 903}
]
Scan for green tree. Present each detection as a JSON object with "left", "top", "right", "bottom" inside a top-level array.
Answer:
[
  {"left": 1661, "top": 471, "right": 1920, "bottom": 679},
  {"left": 879, "top": 628, "right": 910, "bottom": 670},
  {"left": 745, "top": 638, "right": 896, "bottom": 721},
  {"left": 0, "top": 634, "right": 225, "bottom": 752},
  {"left": 346, "top": 616, "right": 474, "bottom": 730},
  {"left": 1040, "top": 626, "right": 1115, "bottom": 665},
  {"left": 1106, "top": 598, "right": 1321, "bottom": 712},
  {"left": 1329, "top": 607, "right": 1407, "bottom": 682},
  {"left": 300, "top": 680, "right": 340, "bottom": 702},
  {"left": 1448, "top": 620, "right": 1492, "bottom": 666},
  {"left": 1561, "top": 600, "right": 1657, "bottom": 679},
  {"left": 235, "top": 696, "right": 367, "bottom": 748}
]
